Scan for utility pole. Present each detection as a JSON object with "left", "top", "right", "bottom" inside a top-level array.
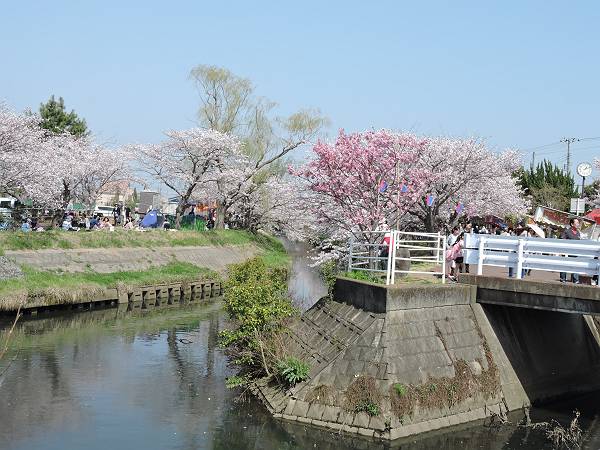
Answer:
[{"left": 560, "top": 137, "right": 579, "bottom": 175}]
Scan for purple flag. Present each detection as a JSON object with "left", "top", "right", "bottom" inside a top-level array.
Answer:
[{"left": 378, "top": 180, "right": 388, "bottom": 193}]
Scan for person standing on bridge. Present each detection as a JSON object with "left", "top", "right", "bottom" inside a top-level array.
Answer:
[{"left": 560, "top": 218, "right": 581, "bottom": 284}]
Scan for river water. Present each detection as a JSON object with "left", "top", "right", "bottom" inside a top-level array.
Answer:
[{"left": 1, "top": 251, "right": 600, "bottom": 449}]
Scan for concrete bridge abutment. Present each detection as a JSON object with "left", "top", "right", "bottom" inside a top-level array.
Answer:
[{"left": 254, "top": 275, "right": 600, "bottom": 441}]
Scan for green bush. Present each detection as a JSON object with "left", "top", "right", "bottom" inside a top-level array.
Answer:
[
  {"left": 276, "top": 356, "right": 310, "bottom": 386},
  {"left": 220, "top": 257, "right": 296, "bottom": 370},
  {"left": 319, "top": 260, "right": 339, "bottom": 298},
  {"left": 225, "top": 375, "right": 251, "bottom": 389},
  {"left": 393, "top": 383, "right": 407, "bottom": 397}
]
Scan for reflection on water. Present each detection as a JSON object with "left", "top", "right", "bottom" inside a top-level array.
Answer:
[
  {"left": 2, "top": 247, "right": 600, "bottom": 450},
  {"left": 284, "top": 240, "right": 327, "bottom": 310},
  {"left": 1, "top": 303, "right": 600, "bottom": 449}
]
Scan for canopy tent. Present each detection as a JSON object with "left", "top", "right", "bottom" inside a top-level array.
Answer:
[
  {"left": 533, "top": 206, "right": 597, "bottom": 239},
  {"left": 585, "top": 208, "right": 600, "bottom": 225},
  {"left": 140, "top": 209, "right": 158, "bottom": 228}
]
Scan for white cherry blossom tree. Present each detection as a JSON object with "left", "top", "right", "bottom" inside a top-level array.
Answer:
[{"left": 129, "top": 128, "right": 240, "bottom": 227}]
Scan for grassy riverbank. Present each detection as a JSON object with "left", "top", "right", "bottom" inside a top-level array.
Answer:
[
  {"left": 0, "top": 230, "right": 289, "bottom": 310},
  {"left": 0, "top": 229, "right": 276, "bottom": 253},
  {"left": 0, "top": 262, "right": 219, "bottom": 310}
]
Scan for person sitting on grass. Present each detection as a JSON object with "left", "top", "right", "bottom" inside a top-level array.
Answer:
[
  {"left": 62, "top": 216, "right": 79, "bottom": 232},
  {"left": 123, "top": 218, "right": 135, "bottom": 230},
  {"left": 21, "top": 219, "right": 31, "bottom": 232}
]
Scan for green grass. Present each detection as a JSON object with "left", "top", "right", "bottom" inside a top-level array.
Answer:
[
  {"left": 0, "top": 261, "right": 219, "bottom": 310},
  {"left": 340, "top": 270, "right": 385, "bottom": 284},
  {"left": 0, "top": 229, "right": 268, "bottom": 251},
  {"left": 0, "top": 230, "right": 290, "bottom": 310}
]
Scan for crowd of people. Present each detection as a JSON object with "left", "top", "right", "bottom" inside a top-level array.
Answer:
[
  {"left": 19, "top": 205, "right": 150, "bottom": 233},
  {"left": 16, "top": 203, "right": 223, "bottom": 233},
  {"left": 444, "top": 218, "right": 591, "bottom": 284}
]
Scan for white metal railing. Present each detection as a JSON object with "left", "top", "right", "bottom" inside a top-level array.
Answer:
[
  {"left": 348, "top": 230, "right": 446, "bottom": 285},
  {"left": 463, "top": 233, "right": 600, "bottom": 279}
]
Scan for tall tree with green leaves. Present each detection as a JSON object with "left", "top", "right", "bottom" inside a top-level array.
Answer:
[
  {"left": 516, "top": 160, "right": 578, "bottom": 211},
  {"left": 39, "top": 95, "right": 88, "bottom": 137},
  {"left": 188, "top": 64, "right": 327, "bottom": 228}
]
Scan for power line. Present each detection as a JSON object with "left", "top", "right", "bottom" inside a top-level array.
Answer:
[{"left": 521, "top": 141, "right": 562, "bottom": 152}]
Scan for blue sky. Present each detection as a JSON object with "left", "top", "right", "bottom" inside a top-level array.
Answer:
[{"left": 2, "top": 0, "right": 599, "bottom": 177}]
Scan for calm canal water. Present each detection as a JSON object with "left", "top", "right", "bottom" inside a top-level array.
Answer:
[{"left": 1, "top": 251, "right": 600, "bottom": 449}]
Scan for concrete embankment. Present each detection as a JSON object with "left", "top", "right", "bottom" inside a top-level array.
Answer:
[
  {"left": 3, "top": 244, "right": 260, "bottom": 274},
  {"left": 13, "top": 278, "right": 223, "bottom": 316},
  {"left": 254, "top": 276, "right": 600, "bottom": 441},
  {"left": 0, "top": 243, "right": 262, "bottom": 312}
]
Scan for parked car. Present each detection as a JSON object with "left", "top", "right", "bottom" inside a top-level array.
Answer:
[{"left": 93, "top": 205, "right": 114, "bottom": 217}]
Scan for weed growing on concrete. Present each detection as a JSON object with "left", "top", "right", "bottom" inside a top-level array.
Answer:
[
  {"left": 523, "top": 408, "right": 582, "bottom": 449},
  {"left": 306, "top": 384, "right": 338, "bottom": 405},
  {"left": 341, "top": 270, "right": 384, "bottom": 284},
  {"left": 276, "top": 357, "right": 310, "bottom": 386},
  {"left": 344, "top": 375, "right": 383, "bottom": 417},
  {"left": 393, "top": 383, "right": 407, "bottom": 397},
  {"left": 390, "top": 324, "right": 501, "bottom": 419}
]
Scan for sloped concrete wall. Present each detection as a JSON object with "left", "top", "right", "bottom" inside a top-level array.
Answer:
[
  {"left": 254, "top": 279, "right": 518, "bottom": 440},
  {"left": 4, "top": 244, "right": 260, "bottom": 273}
]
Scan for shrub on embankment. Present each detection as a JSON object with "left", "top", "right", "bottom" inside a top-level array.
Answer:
[{"left": 220, "top": 257, "right": 309, "bottom": 386}]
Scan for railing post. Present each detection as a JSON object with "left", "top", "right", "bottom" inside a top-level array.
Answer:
[
  {"left": 516, "top": 239, "right": 524, "bottom": 279},
  {"left": 436, "top": 231, "right": 441, "bottom": 264},
  {"left": 390, "top": 230, "right": 398, "bottom": 285},
  {"left": 385, "top": 231, "right": 393, "bottom": 285},
  {"left": 441, "top": 234, "right": 446, "bottom": 284},
  {"left": 348, "top": 237, "right": 354, "bottom": 272},
  {"left": 477, "top": 236, "right": 485, "bottom": 275}
]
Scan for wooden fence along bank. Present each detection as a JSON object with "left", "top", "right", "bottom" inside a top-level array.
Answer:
[{"left": 12, "top": 280, "right": 223, "bottom": 316}]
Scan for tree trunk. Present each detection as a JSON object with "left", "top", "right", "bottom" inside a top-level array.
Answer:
[
  {"left": 424, "top": 210, "right": 436, "bottom": 233},
  {"left": 175, "top": 203, "right": 185, "bottom": 229},
  {"left": 214, "top": 202, "right": 226, "bottom": 229}
]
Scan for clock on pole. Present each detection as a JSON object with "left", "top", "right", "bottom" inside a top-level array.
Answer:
[{"left": 576, "top": 162, "right": 592, "bottom": 199}]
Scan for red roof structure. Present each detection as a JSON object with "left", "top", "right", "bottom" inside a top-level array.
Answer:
[{"left": 585, "top": 208, "right": 600, "bottom": 224}]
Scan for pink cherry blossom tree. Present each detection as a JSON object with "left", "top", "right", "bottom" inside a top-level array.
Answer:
[
  {"left": 407, "top": 137, "right": 528, "bottom": 231},
  {"left": 290, "top": 129, "right": 432, "bottom": 240}
]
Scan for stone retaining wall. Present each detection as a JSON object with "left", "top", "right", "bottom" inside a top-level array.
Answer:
[{"left": 18, "top": 279, "right": 223, "bottom": 316}]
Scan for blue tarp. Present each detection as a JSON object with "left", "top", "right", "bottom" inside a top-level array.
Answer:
[{"left": 140, "top": 210, "right": 158, "bottom": 228}]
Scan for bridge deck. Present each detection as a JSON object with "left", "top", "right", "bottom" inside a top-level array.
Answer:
[{"left": 458, "top": 274, "right": 600, "bottom": 315}]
